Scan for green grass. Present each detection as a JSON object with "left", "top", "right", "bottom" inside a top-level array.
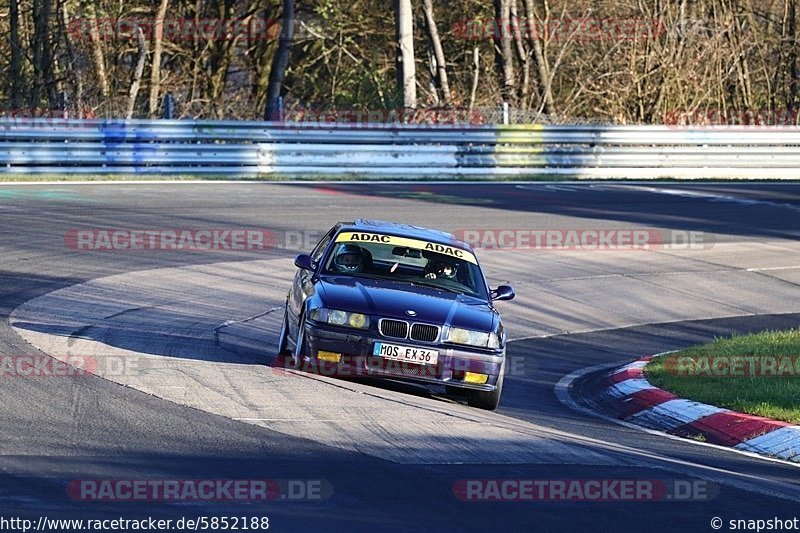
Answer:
[{"left": 644, "top": 329, "right": 800, "bottom": 424}]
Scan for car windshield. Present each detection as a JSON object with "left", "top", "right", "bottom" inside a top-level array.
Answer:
[{"left": 322, "top": 233, "right": 488, "bottom": 300}]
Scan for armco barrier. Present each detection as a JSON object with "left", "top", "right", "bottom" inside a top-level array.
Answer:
[{"left": 2, "top": 119, "right": 800, "bottom": 178}]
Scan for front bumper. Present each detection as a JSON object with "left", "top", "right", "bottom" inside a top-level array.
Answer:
[{"left": 299, "top": 320, "right": 504, "bottom": 391}]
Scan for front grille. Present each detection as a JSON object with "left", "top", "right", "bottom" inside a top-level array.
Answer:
[
  {"left": 379, "top": 319, "right": 408, "bottom": 339},
  {"left": 410, "top": 323, "right": 439, "bottom": 342}
]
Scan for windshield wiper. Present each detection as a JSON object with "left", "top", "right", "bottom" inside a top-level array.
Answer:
[
  {"left": 402, "top": 279, "right": 469, "bottom": 295},
  {"left": 325, "top": 272, "right": 385, "bottom": 281},
  {"left": 326, "top": 272, "right": 473, "bottom": 296}
]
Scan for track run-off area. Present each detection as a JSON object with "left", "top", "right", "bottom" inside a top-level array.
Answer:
[{"left": 1, "top": 182, "right": 800, "bottom": 532}]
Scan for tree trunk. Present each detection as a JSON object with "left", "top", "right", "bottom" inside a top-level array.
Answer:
[
  {"left": 207, "top": 0, "right": 237, "bottom": 118},
  {"left": 149, "top": 0, "right": 171, "bottom": 117},
  {"left": 790, "top": 0, "right": 798, "bottom": 114},
  {"left": 494, "top": 0, "right": 516, "bottom": 105},
  {"left": 60, "top": 0, "right": 83, "bottom": 115},
  {"left": 426, "top": 48, "right": 440, "bottom": 105},
  {"left": 253, "top": 14, "right": 278, "bottom": 114},
  {"left": 86, "top": 1, "right": 110, "bottom": 99},
  {"left": 422, "top": 0, "right": 450, "bottom": 105},
  {"left": 31, "top": 0, "right": 56, "bottom": 108},
  {"left": 523, "top": 0, "right": 554, "bottom": 114},
  {"left": 9, "top": 0, "right": 24, "bottom": 109},
  {"left": 510, "top": 0, "right": 530, "bottom": 105},
  {"left": 126, "top": 26, "right": 148, "bottom": 119},
  {"left": 265, "top": 0, "right": 296, "bottom": 119},
  {"left": 469, "top": 46, "right": 480, "bottom": 112},
  {"left": 395, "top": 0, "right": 417, "bottom": 109}
]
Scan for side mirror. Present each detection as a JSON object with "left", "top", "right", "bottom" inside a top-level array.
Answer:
[
  {"left": 294, "top": 253, "right": 315, "bottom": 271},
  {"left": 491, "top": 285, "right": 515, "bottom": 301}
]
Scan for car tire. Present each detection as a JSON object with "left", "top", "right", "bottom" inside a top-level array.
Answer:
[
  {"left": 466, "top": 370, "right": 504, "bottom": 411},
  {"left": 277, "top": 307, "right": 290, "bottom": 355}
]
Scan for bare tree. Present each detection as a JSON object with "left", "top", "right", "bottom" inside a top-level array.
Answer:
[
  {"left": 422, "top": 0, "right": 450, "bottom": 105},
  {"left": 790, "top": 0, "right": 798, "bottom": 113},
  {"left": 9, "top": 0, "right": 24, "bottom": 109},
  {"left": 510, "top": 0, "right": 529, "bottom": 104},
  {"left": 395, "top": 0, "right": 417, "bottom": 109},
  {"left": 522, "top": 0, "right": 554, "bottom": 114},
  {"left": 4, "top": 0, "right": 800, "bottom": 124},
  {"left": 126, "top": 26, "right": 148, "bottom": 119},
  {"left": 469, "top": 46, "right": 480, "bottom": 112},
  {"left": 148, "top": 0, "right": 171, "bottom": 117},
  {"left": 207, "top": 0, "right": 238, "bottom": 118},
  {"left": 31, "top": 0, "right": 57, "bottom": 108},
  {"left": 60, "top": 0, "right": 84, "bottom": 114},
  {"left": 264, "top": 0, "right": 296, "bottom": 119},
  {"left": 85, "top": 0, "right": 110, "bottom": 99},
  {"left": 494, "top": 0, "right": 516, "bottom": 104}
]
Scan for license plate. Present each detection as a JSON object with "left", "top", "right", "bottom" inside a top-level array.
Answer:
[{"left": 373, "top": 342, "right": 439, "bottom": 365}]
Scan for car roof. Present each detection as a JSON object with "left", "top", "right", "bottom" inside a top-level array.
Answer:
[{"left": 336, "top": 219, "right": 473, "bottom": 252}]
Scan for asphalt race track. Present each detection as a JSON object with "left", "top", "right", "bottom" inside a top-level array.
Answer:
[{"left": 1, "top": 182, "right": 800, "bottom": 532}]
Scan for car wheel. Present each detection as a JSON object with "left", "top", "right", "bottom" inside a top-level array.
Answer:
[
  {"left": 466, "top": 370, "right": 504, "bottom": 411},
  {"left": 277, "top": 307, "right": 290, "bottom": 355}
]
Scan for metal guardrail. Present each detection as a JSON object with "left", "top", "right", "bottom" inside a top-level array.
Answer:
[{"left": 2, "top": 119, "right": 800, "bottom": 178}]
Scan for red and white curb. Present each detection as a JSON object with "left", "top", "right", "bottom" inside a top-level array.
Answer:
[{"left": 600, "top": 356, "right": 800, "bottom": 463}]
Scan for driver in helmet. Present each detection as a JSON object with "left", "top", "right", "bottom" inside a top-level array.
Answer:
[
  {"left": 333, "top": 243, "right": 366, "bottom": 273},
  {"left": 424, "top": 260, "right": 458, "bottom": 280}
]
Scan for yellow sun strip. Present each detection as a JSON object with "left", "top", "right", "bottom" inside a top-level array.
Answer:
[{"left": 335, "top": 232, "right": 478, "bottom": 264}]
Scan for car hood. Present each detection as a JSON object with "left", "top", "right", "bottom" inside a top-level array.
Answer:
[{"left": 317, "top": 276, "right": 497, "bottom": 332}]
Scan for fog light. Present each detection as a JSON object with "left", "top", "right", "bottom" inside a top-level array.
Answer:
[
  {"left": 317, "top": 351, "right": 342, "bottom": 363},
  {"left": 464, "top": 372, "right": 488, "bottom": 384}
]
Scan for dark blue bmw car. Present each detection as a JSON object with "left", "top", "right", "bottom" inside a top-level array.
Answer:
[{"left": 277, "top": 220, "right": 515, "bottom": 410}]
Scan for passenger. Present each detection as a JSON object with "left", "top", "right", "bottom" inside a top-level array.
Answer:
[{"left": 424, "top": 260, "right": 458, "bottom": 280}]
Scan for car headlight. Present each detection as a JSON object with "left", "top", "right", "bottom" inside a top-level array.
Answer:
[
  {"left": 446, "top": 327, "right": 500, "bottom": 348},
  {"left": 329, "top": 310, "right": 348, "bottom": 325},
  {"left": 309, "top": 308, "right": 369, "bottom": 329}
]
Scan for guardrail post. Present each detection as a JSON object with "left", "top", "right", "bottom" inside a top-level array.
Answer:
[
  {"left": 265, "top": 96, "right": 285, "bottom": 122},
  {"left": 162, "top": 93, "right": 175, "bottom": 119},
  {"left": 502, "top": 102, "right": 509, "bottom": 125},
  {"left": 58, "top": 91, "right": 68, "bottom": 118}
]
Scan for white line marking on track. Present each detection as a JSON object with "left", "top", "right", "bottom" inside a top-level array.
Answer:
[
  {"left": 747, "top": 266, "right": 800, "bottom": 272},
  {"left": 603, "top": 184, "right": 800, "bottom": 212}
]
